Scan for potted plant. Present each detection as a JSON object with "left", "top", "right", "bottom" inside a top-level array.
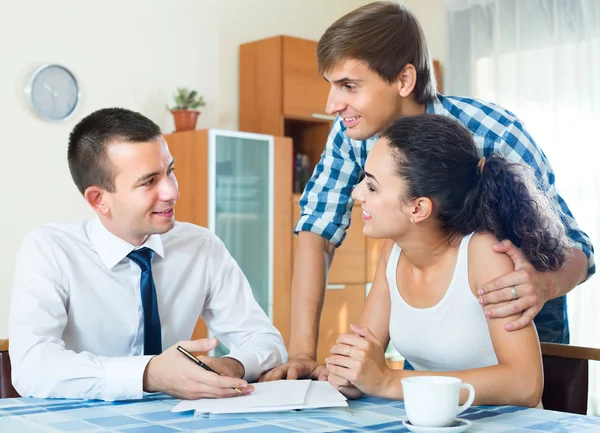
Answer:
[{"left": 167, "top": 87, "right": 206, "bottom": 131}]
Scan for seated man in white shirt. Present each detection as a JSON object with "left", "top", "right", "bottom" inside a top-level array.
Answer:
[{"left": 9, "top": 107, "right": 287, "bottom": 401}]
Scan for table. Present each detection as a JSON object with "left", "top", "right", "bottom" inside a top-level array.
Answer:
[{"left": 1, "top": 394, "right": 599, "bottom": 432}]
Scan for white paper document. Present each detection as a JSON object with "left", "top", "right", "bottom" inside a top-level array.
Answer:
[{"left": 171, "top": 380, "right": 347, "bottom": 414}]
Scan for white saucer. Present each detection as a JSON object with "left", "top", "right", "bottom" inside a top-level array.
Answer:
[{"left": 402, "top": 418, "right": 471, "bottom": 432}]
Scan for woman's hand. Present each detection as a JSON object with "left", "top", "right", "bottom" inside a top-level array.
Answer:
[
  {"left": 327, "top": 369, "right": 364, "bottom": 399},
  {"left": 325, "top": 324, "right": 391, "bottom": 398}
]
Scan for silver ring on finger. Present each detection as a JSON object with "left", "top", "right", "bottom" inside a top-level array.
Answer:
[
  {"left": 344, "top": 346, "right": 351, "bottom": 357},
  {"left": 510, "top": 285, "right": 518, "bottom": 301}
]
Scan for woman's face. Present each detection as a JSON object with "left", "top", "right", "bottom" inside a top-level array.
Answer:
[{"left": 352, "top": 138, "right": 415, "bottom": 239}]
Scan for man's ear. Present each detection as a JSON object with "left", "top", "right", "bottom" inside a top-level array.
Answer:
[
  {"left": 409, "top": 197, "right": 433, "bottom": 223},
  {"left": 84, "top": 186, "right": 110, "bottom": 216},
  {"left": 397, "top": 63, "right": 417, "bottom": 98}
]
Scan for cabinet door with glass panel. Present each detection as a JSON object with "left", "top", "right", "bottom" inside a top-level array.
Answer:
[
  {"left": 210, "top": 130, "right": 273, "bottom": 318},
  {"left": 165, "top": 129, "right": 293, "bottom": 349}
]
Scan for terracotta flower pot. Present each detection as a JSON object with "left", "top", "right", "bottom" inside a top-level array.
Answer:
[{"left": 172, "top": 109, "right": 200, "bottom": 132}]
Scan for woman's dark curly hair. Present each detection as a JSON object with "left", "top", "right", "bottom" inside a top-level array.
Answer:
[{"left": 381, "top": 114, "right": 571, "bottom": 271}]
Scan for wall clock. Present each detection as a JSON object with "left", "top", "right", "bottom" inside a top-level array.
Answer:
[{"left": 26, "top": 64, "right": 80, "bottom": 121}]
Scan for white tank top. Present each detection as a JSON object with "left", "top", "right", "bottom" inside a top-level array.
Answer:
[{"left": 387, "top": 233, "right": 499, "bottom": 371}]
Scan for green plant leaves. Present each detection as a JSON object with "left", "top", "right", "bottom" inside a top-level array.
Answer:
[{"left": 167, "top": 87, "right": 206, "bottom": 111}]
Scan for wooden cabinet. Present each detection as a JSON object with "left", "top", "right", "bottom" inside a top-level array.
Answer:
[
  {"left": 240, "top": 35, "right": 333, "bottom": 174},
  {"left": 281, "top": 37, "right": 330, "bottom": 119},
  {"left": 164, "top": 129, "right": 293, "bottom": 345}
]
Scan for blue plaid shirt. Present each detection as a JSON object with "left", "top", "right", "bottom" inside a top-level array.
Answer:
[{"left": 296, "top": 93, "right": 595, "bottom": 344}]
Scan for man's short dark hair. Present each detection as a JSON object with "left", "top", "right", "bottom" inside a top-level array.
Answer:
[
  {"left": 317, "top": 1, "right": 437, "bottom": 104},
  {"left": 67, "top": 108, "right": 161, "bottom": 194}
]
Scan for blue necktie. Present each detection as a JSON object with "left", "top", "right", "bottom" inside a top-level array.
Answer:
[{"left": 127, "top": 247, "right": 162, "bottom": 355}]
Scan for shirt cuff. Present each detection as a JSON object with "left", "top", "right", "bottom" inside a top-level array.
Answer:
[
  {"left": 581, "top": 243, "right": 596, "bottom": 280},
  {"left": 294, "top": 214, "right": 347, "bottom": 247},
  {"left": 570, "top": 240, "right": 596, "bottom": 282},
  {"left": 103, "top": 355, "right": 153, "bottom": 401},
  {"left": 225, "top": 349, "right": 262, "bottom": 383}
]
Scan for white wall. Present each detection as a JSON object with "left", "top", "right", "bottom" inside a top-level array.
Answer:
[{"left": 0, "top": 0, "right": 446, "bottom": 337}]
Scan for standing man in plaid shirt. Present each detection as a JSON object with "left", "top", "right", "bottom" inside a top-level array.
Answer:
[{"left": 260, "top": 1, "right": 594, "bottom": 381}]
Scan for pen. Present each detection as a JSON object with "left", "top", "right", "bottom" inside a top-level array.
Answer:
[{"left": 176, "top": 345, "right": 242, "bottom": 393}]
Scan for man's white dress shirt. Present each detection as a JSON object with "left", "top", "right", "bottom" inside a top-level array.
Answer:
[{"left": 9, "top": 218, "right": 287, "bottom": 401}]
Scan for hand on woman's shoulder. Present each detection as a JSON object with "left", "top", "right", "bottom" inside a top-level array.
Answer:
[{"left": 468, "top": 232, "right": 515, "bottom": 294}]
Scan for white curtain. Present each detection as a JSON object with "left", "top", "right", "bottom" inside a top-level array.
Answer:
[{"left": 445, "top": 0, "right": 600, "bottom": 415}]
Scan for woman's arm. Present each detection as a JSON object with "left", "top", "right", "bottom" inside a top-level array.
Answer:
[{"left": 327, "top": 233, "right": 543, "bottom": 407}]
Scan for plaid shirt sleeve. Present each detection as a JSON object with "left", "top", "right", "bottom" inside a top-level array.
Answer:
[
  {"left": 294, "top": 117, "right": 364, "bottom": 247},
  {"left": 498, "top": 122, "right": 596, "bottom": 279}
]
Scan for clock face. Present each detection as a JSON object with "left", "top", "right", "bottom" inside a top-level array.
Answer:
[{"left": 28, "top": 64, "right": 79, "bottom": 121}]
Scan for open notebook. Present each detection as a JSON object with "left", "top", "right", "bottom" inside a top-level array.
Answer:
[{"left": 171, "top": 380, "right": 348, "bottom": 414}]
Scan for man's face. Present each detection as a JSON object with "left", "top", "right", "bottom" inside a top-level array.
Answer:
[
  {"left": 324, "top": 59, "right": 403, "bottom": 140},
  {"left": 103, "top": 136, "right": 179, "bottom": 245}
]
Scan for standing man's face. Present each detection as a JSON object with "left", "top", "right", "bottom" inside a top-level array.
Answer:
[
  {"left": 101, "top": 136, "right": 180, "bottom": 245},
  {"left": 324, "top": 59, "right": 404, "bottom": 141}
]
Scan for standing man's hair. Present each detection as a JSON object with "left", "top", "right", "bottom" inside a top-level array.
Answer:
[
  {"left": 67, "top": 108, "right": 161, "bottom": 194},
  {"left": 317, "top": 1, "right": 437, "bottom": 104}
]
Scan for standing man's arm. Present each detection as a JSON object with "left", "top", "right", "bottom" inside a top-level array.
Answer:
[
  {"left": 286, "top": 232, "right": 335, "bottom": 371},
  {"left": 260, "top": 118, "right": 364, "bottom": 381},
  {"left": 478, "top": 122, "right": 595, "bottom": 332}
]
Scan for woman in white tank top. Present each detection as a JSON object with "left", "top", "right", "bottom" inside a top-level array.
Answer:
[{"left": 324, "top": 114, "right": 571, "bottom": 408}]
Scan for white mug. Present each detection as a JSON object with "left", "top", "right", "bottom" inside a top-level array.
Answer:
[{"left": 401, "top": 376, "right": 475, "bottom": 427}]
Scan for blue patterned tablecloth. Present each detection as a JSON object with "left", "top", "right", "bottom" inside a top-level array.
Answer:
[{"left": 1, "top": 394, "right": 599, "bottom": 432}]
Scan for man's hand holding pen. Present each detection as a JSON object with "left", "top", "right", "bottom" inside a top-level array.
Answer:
[{"left": 142, "top": 338, "right": 254, "bottom": 400}]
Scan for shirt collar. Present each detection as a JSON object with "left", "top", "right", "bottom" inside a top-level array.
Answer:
[
  {"left": 88, "top": 217, "right": 165, "bottom": 270},
  {"left": 426, "top": 93, "right": 446, "bottom": 115}
]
